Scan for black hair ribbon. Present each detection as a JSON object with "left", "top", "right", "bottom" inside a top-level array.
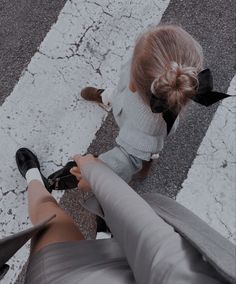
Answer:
[{"left": 150, "top": 68, "right": 231, "bottom": 135}]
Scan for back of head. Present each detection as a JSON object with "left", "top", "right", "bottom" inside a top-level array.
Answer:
[{"left": 131, "top": 25, "right": 204, "bottom": 113}]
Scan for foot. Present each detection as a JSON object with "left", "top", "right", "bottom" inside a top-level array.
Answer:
[
  {"left": 81, "top": 87, "right": 104, "bottom": 103},
  {"left": 15, "top": 148, "right": 50, "bottom": 192},
  {"left": 96, "top": 216, "right": 111, "bottom": 234},
  {"left": 134, "top": 160, "right": 153, "bottom": 179}
]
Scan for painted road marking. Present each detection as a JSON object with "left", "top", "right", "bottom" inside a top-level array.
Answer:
[
  {"left": 177, "top": 75, "right": 236, "bottom": 244},
  {"left": 0, "top": 0, "right": 170, "bottom": 282}
]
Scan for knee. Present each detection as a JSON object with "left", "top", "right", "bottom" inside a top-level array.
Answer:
[
  {"left": 34, "top": 196, "right": 73, "bottom": 224},
  {"left": 30, "top": 196, "right": 58, "bottom": 224}
]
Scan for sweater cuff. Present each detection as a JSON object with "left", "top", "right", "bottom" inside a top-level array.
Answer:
[{"left": 101, "top": 88, "right": 115, "bottom": 107}]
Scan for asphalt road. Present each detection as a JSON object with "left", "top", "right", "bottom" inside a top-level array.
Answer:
[
  {"left": 0, "top": 0, "right": 67, "bottom": 105},
  {"left": 0, "top": 0, "right": 235, "bottom": 283}
]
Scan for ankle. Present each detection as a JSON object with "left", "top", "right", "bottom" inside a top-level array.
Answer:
[{"left": 26, "top": 168, "right": 44, "bottom": 185}]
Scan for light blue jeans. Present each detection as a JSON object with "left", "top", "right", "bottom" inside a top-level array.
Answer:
[{"left": 99, "top": 146, "right": 143, "bottom": 183}]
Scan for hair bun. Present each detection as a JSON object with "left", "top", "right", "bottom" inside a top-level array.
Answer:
[{"left": 151, "top": 62, "right": 198, "bottom": 112}]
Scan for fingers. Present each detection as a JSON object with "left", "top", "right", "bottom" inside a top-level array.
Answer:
[
  {"left": 70, "top": 166, "right": 81, "bottom": 174},
  {"left": 70, "top": 167, "right": 90, "bottom": 192},
  {"left": 70, "top": 154, "right": 96, "bottom": 193},
  {"left": 70, "top": 167, "right": 82, "bottom": 180}
]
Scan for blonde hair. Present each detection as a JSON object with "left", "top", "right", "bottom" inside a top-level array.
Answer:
[{"left": 131, "top": 25, "right": 204, "bottom": 112}]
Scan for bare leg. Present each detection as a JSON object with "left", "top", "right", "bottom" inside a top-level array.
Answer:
[{"left": 28, "top": 180, "right": 84, "bottom": 254}]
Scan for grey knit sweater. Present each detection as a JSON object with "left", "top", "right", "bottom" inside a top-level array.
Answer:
[{"left": 107, "top": 60, "right": 179, "bottom": 161}]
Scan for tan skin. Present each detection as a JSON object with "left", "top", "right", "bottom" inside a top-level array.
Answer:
[
  {"left": 29, "top": 154, "right": 95, "bottom": 254},
  {"left": 70, "top": 164, "right": 91, "bottom": 192},
  {"left": 129, "top": 81, "right": 137, "bottom": 93}
]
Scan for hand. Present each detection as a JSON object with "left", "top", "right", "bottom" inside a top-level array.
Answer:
[
  {"left": 70, "top": 166, "right": 91, "bottom": 192},
  {"left": 70, "top": 154, "right": 97, "bottom": 192},
  {"left": 72, "top": 154, "right": 97, "bottom": 168}
]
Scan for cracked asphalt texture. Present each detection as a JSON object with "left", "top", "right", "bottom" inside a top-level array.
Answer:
[
  {"left": 0, "top": 0, "right": 235, "bottom": 283},
  {"left": 0, "top": 0, "right": 67, "bottom": 105}
]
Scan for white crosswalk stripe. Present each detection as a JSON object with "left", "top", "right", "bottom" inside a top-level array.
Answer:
[
  {"left": 177, "top": 75, "right": 236, "bottom": 244},
  {"left": 0, "top": 0, "right": 170, "bottom": 282}
]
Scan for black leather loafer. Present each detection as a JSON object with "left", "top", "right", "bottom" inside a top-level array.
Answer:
[{"left": 15, "top": 148, "right": 51, "bottom": 192}]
